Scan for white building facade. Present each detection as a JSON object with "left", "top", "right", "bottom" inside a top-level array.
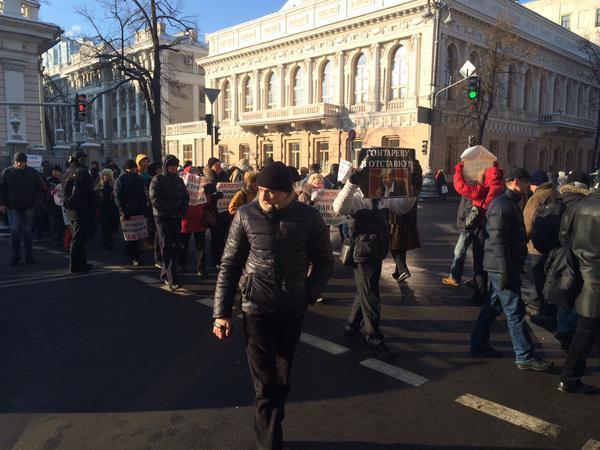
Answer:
[
  {"left": 165, "top": 0, "right": 597, "bottom": 174},
  {"left": 525, "top": 0, "right": 600, "bottom": 43}
]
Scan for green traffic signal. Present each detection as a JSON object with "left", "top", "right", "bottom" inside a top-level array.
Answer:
[{"left": 469, "top": 90, "right": 478, "bottom": 99}]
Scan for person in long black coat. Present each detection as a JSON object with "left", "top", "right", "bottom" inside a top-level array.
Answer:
[{"left": 95, "top": 169, "right": 119, "bottom": 249}]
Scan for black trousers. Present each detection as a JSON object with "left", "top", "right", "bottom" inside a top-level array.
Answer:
[
  {"left": 391, "top": 249, "right": 408, "bottom": 276},
  {"left": 155, "top": 215, "right": 181, "bottom": 285},
  {"left": 472, "top": 227, "right": 487, "bottom": 301},
  {"left": 561, "top": 316, "right": 600, "bottom": 382},
  {"left": 124, "top": 240, "right": 140, "bottom": 261},
  {"left": 210, "top": 214, "right": 230, "bottom": 266},
  {"left": 348, "top": 260, "right": 383, "bottom": 346},
  {"left": 99, "top": 212, "right": 117, "bottom": 247},
  {"left": 70, "top": 213, "right": 90, "bottom": 272},
  {"left": 48, "top": 205, "right": 64, "bottom": 247},
  {"left": 244, "top": 314, "right": 304, "bottom": 450},
  {"left": 179, "top": 231, "right": 206, "bottom": 271}
]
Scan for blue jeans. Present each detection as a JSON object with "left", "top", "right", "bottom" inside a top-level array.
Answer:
[
  {"left": 557, "top": 307, "right": 579, "bottom": 334},
  {"left": 470, "top": 272, "right": 534, "bottom": 363},
  {"left": 8, "top": 208, "right": 34, "bottom": 260},
  {"left": 450, "top": 231, "right": 473, "bottom": 282}
]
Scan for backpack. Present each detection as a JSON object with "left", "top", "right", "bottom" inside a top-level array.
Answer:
[
  {"left": 62, "top": 173, "right": 82, "bottom": 210},
  {"left": 531, "top": 196, "right": 564, "bottom": 254}
]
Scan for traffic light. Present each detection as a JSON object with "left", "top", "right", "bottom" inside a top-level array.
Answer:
[
  {"left": 205, "top": 114, "right": 214, "bottom": 135},
  {"left": 75, "top": 93, "right": 88, "bottom": 122},
  {"left": 214, "top": 126, "right": 221, "bottom": 145},
  {"left": 467, "top": 76, "right": 481, "bottom": 101}
]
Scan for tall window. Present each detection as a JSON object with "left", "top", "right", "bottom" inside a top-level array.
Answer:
[
  {"left": 565, "top": 150, "right": 574, "bottom": 170},
  {"left": 539, "top": 148, "right": 547, "bottom": 170},
  {"left": 263, "top": 144, "right": 274, "bottom": 163},
  {"left": 566, "top": 83, "right": 575, "bottom": 115},
  {"left": 21, "top": 3, "right": 30, "bottom": 17},
  {"left": 240, "top": 144, "right": 250, "bottom": 161},
  {"left": 445, "top": 44, "right": 458, "bottom": 101},
  {"left": 596, "top": 9, "right": 600, "bottom": 27},
  {"left": 182, "top": 144, "right": 193, "bottom": 162},
  {"left": 354, "top": 53, "right": 368, "bottom": 104},
  {"left": 288, "top": 142, "right": 300, "bottom": 168},
  {"left": 383, "top": 137, "right": 400, "bottom": 148},
  {"left": 321, "top": 61, "right": 334, "bottom": 104},
  {"left": 293, "top": 67, "right": 305, "bottom": 106},
  {"left": 244, "top": 77, "right": 254, "bottom": 112},
  {"left": 390, "top": 46, "right": 408, "bottom": 100},
  {"left": 223, "top": 81, "right": 232, "bottom": 119},
  {"left": 553, "top": 78, "right": 561, "bottom": 112},
  {"left": 507, "top": 66, "right": 516, "bottom": 111},
  {"left": 219, "top": 145, "right": 229, "bottom": 165},
  {"left": 561, "top": 14, "right": 570, "bottom": 30},
  {"left": 267, "top": 72, "right": 278, "bottom": 109},
  {"left": 317, "top": 141, "right": 330, "bottom": 173}
]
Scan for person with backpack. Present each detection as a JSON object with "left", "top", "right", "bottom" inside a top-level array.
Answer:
[
  {"left": 63, "top": 150, "right": 97, "bottom": 273},
  {"left": 333, "top": 154, "right": 415, "bottom": 361},
  {"left": 523, "top": 170, "right": 560, "bottom": 330}
]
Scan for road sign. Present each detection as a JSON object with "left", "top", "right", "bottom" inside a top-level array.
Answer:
[
  {"left": 459, "top": 60, "right": 477, "bottom": 78},
  {"left": 205, "top": 88, "right": 221, "bottom": 104}
]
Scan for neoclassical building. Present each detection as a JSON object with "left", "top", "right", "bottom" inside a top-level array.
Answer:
[
  {"left": 165, "top": 0, "right": 597, "bottom": 174},
  {"left": 525, "top": 0, "right": 600, "bottom": 43}
]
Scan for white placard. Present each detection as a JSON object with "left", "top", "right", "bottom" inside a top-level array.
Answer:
[
  {"left": 120, "top": 215, "right": 149, "bottom": 241},
  {"left": 338, "top": 159, "right": 353, "bottom": 184},
  {"left": 216, "top": 182, "right": 243, "bottom": 213},
  {"left": 460, "top": 145, "right": 497, "bottom": 182},
  {"left": 313, "top": 189, "right": 348, "bottom": 226},
  {"left": 26, "top": 154, "right": 43, "bottom": 171},
  {"left": 183, "top": 173, "right": 208, "bottom": 206}
]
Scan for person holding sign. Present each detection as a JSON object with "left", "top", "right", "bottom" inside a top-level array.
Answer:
[
  {"left": 115, "top": 160, "right": 148, "bottom": 266},
  {"left": 333, "top": 149, "right": 416, "bottom": 361},
  {"left": 297, "top": 174, "right": 325, "bottom": 205}
]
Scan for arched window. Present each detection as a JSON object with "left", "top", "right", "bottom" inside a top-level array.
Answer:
[
  {"left": 223, "top": 81, "right": 231, "bottom": 119},
  {"left": 266, "top": 72, "right": 278, "bottom": 109},
  {"left": 539, "top": 148, "right": 547, "bottom": 170},
  {"left": 553, "top": 78, "right": 561, "bottom": 112},
  {"left": 321, "top": 60, "right": 334, "bottom": 104},
  {"left": 445, "top": 44, "right": 458, "bottom": 100},
  {"left": 390, "top": 46, "right": 408, "bottom": 100},
  {"left": 354, "top": 53, "right": 368, "bottom": 104},
  {"left": 293, "top": 67, "right": 305, "bottom": 106},
  {"left": 523, "top": 70, "right": 533, "bottom": 113},
  {"left": 243, "top": 77, "right": 254, "bottom": 112}
]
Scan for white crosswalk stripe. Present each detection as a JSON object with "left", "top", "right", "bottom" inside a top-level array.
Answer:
[
  {"left": 359, "top": 358, "right": 428, "bottom": 386},
  {"left": 300, "top": 333, "right": 349, "bottom": 355}
]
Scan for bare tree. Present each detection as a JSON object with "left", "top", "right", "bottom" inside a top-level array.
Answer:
[
  {"left": 579, "top": 35, "right": 600, "bottom": 170},
  {"left": 77, "top": 0, "right": 198, "bottom": 161}
]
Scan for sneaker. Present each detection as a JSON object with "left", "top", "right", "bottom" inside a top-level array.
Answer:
[
  {"left": 397, "top": 271, "right": 411, "bottom": 283},
  {"left": 442, "top": 277, "right": 460, "bottom": 287},
  {"left": 470, "top": 345, "right": 502, "bottom": 358},
  {"left": 169, "top": 283, "right": 181, "bottom": 291},
  {"left": 392, "top": 271, "right": 400, "bottom": 280},
  {"left": 132, "top": 259, "right": 140, "bottom": 267},
  {"left": 516, "top": 356, "right": 553, "bottom": 372},
  {"left": 558, "top": 380, "right": 599, "bottom": 394},
  {"left": 368, "top": 342, "right": 395, "bottom": 361},
  {"left": 316, "top": 297, "right": 325, "bottom": 303}
]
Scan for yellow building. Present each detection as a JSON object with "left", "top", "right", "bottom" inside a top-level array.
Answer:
[{"left": 524, "top": 0, "right": 600, "bottom": 43}]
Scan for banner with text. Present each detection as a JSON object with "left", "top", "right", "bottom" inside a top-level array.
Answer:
[
  {"left": 216, "top": 182, "right": 243, "bottom": 213},
  {"left": 313, "top": 189, "right": 348, "bottom": 226},
  {"left": 183, "top": 174, "right": 208, "bottom": 206},
  {"left": 120, "top": 215, "right": 149, "bottom": 241},
  {"left": 26, "top": 154, "right": 43, "bottom": 171},
  {"left": 361, "top": 148, "right": 417, "bottom": 198}
]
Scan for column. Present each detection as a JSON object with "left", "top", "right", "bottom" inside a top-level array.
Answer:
[
  {"left": 336, "top": 51, "right": 345, "bottom": 107},
  {"left": 499, "top": 72, "right": 509, "bottom": 110},
  {"left": 192, "top": 84, "right": 200, "bottom": 121},
  {"left": 125, "top": 87, "right": 132, "bottom": 137},
  {"left": 532, "top": 74, "right": 541, "bottom": 114},
  {"left": 305, "top": 58, "right": 313, "bottom": 104},
  {"left": 135, "top": 86, "right": 141, "bottom": 137},
  {"left": 546, "top": 73, "right": 555, "bottom": 114},
  {"left": 516, "top": 65, "right": 526, "bottom": 112},
  {"left": 253, "top": 70, "right": 260, "bottom": 110},
  {"left": 278, "top": 65, "right": 285, "bottom": 108},
  {"left": 231, "top": 73, "right": 238, "bottom": 122},
  {"left": 370, "top": 42, "right": 381, "bottom": 111},
  {"left": 411, "top": 35, "right": 422, "bottom": 100}
]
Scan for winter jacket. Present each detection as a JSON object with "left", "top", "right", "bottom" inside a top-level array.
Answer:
[
  {"left": 523, "top": 182, "right": 559, "bottom": 255},
  {"left": 181, "top": 196, "right": 211, "bottom": 233},
  {"left": 569, "top": 192, "right": 600, "bottom": 319},
  {"left": 483, "top": 188, "right": 528, "bottom": 274},
  {"left": 63, "top": 163, "right": 97, "bottom": 217},
  {"left": 333, "top": 181, "right": 415, "bottom": 262},
  {"left": 0, "top": 166, "right": 44, "bottom": 210},
  {"left": 456, "top": 196, "right": 473, "bottom": 232},
  {"left": 559, "top": 183, "right": 589, "bottom": 211},
  {"left": 213, "top": 195, "right": 334, "bottom": 318},
  {"left": 389, "top": 202, "right": 420, "bottom": 252},
  {"left": 114, "top": 171, "right": 147, "bottom": 217},
  {"left": 149, "top": 162, "right": 189, "bottom": 218},
  {"left": 96, "top": 184, "right": 119, "bottom": 225},
  {"left": 228, "top": 171, "right": 258, "bottom": 216},
  {"left": 453, "top": 162, "right": 504, "bottom": 211}
]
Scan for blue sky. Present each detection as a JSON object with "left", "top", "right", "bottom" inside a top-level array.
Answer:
[{"left": 39, "top": 0, "right": 286, "bottom": 38}]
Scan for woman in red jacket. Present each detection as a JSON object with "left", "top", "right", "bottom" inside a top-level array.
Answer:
[
  {"left": 452, "top": 161, "right": 504, "bottom": 302},
  {"left": 179, "top": 166, "right": 211, "bottom": 279}
]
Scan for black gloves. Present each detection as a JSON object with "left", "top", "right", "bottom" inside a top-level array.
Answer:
[{"left": 499, "top": 273, "right": 510, "bottom": 291}]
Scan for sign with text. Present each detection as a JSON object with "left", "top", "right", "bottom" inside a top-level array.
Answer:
[
  {"left": 361, "top": 148, "right": 417, "bottom": 198},
  {"left": 120, "top": 215, "right": 149, "bottom": 241},
  {"left": 183, "top": 173, "right": 208, "bottom": 206},
  {"left": 216, "top": 182, "right": 242, "bottom": 213},
  {"left": 313, "top": 189, "right": 348, "bottom": 226},
  {"left": 26, "top": 154, "right": 43, "bottom": 171},
  {"left": 337, "top": 159, "right": 353, "bottom": 184}
]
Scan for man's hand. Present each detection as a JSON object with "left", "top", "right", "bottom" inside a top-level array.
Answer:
[
  {"left": 499, "top": 273, "right": 510, "bottom": 291},
  {"left": 0, "top": 205, "right": 6, "bottom": 215},
  {"left": 212, "top": 318, "right": 233, "bottom": 340}
]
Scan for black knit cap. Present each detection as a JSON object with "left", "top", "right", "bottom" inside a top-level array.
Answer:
[
  {"left": 207, "top": 157, "right": 220, "bottom": 168},
  {"left": 14, "top": 152, "right": 27, "bottom": 163},
  {"left": 505, "top": 167, "right": 530, "bottom": 182},
  {"left": 257, "top": 162, "right": 293, "bottom": 193},
  {"left": 123, "top": 159, "right": 137, "bottom": 170},
  {"left": 566, "top": 170, "right": 591, "bottom": 186}
]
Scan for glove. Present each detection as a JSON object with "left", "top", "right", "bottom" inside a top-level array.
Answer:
[
  {"left": 499, "top": 273, "right": 510, "bottom": 291},
  {"left": 455, "top": 161, "right": 464, "bottom": 173}
]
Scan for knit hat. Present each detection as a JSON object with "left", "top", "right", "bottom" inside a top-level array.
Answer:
[
  {"left": 257, "top": 162, "right": 293, "bottom": 193},
  {"left": 207, "top": 157, "right": 220, "bottom": 169},
  {"left": 135, "top": 154, "right": 149, "bottom": 167},
  {"left": 566, "top": 170, "right": 591, "bottom": 187},
  {"left": 123, "top": 159, "right": 137, "bottom": 170},
  {"left": 529, "top": 170, "right": 549, "bottom": 186},
  {"left": 287, "top": 166, "right": 302, "bottom": 183},
  {"left": 164, "top": 155, "right": 180, "bottom": 167},
  {"left": 14, "top": 152, "right": 27, "bottom": 163},
  {"left": 504, "top": 167, "right": 530, "bottom": 182}
]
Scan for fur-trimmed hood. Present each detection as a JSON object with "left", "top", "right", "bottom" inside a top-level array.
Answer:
[{"left": 559, "top": 183, "right": 590, "bottom": 197}]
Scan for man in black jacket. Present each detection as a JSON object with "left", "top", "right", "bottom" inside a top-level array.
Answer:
[
  {"left": 470, "top": 167, "right": 552, "bottom": 372},
  {"left": 213, "top": 162, "right": 333, "bottom": 450},
  {"left": 0, "top": 152, "right": 44, "bottom": 265},
  {"left": 115, "top": 159, "right": 148, "bottom": 266},
  {"left": 63, "top": 151, "right": 97, "bottom": 273},
  {"left": 149, "top": 156, "right": 189, "bottom": 290}
]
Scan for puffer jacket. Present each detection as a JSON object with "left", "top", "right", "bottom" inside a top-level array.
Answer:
[
  {"left": 0, "top": 166, "right": 44, "bottom": 210},
  {"left": 560, "top": 183, "right": 589, "bottom": 211},
  {"left": 63, "top": 163, "right": 97, "bottom": 217},
  {"left": 523, "top": 182, "right": 559, "bottom": 255},
  {"left": 483, "top": 188, "right": 528, "bottom": 274},
  {"left": 570, "top": 192, "right": 600, "bottom": 319},
  {"left": 149, "top": 159, "right": 189, "bottom": 218},
  {"left": 114, "top": 171, "right": 147, "bottom": 217},
  {"left": 213, "top": 195, "right": 334, "bottom": 318},
  {"left": 453, "top": 162, "right": 504, "bottom": 211}
]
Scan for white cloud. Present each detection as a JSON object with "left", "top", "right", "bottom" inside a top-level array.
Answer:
[{"left": 65, "top": 24, "right": 82, "bottom": 37}]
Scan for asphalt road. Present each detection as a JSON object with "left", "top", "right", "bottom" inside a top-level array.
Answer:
[{"left": 0, "top": 200, "right": 598, "bottom": 450}]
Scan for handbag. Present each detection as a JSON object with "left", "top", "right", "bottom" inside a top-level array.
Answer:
[
  {"left": 464, "top": 205, "right": 480, "bottom": 231},
  {"left": 339, "top": 238, "right": 354, "bottom": 266}
]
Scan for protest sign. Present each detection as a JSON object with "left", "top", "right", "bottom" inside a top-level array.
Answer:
[
  {"left": 361, "top": 148, "right": 417, "bottom": 198},
  {"left": 120, "top": 215, "right": 148, "bottom": 241},
  {"left": 337, "top": 159, "right": 353, "bottom": 184},
  {"left": 216, "top": 182, "right": 242, "bottom": 213},
  {"left": 183, "top": 173, "right": 208, "bottom": 206},
  {"left": 26, "top": 154, "right": 43, "bottom": 171},
  {"left": 312, "top": 189, "right": 348, "bottom": 226},
  {"left": 460, "top": 145, "right": 497, "bottom": 182}
]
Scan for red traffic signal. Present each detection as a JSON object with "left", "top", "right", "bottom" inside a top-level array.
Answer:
[{"left": 75, "top": 93, "right": 88, "bottom": 122}]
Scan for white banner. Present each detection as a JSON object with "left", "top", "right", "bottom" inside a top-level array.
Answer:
[
  {"left": 120, "top": 215, "right": 149, "bottom": 241},
  {"left": 338, "top": 159, "right": 353, "bottom": 184},
  {"left": 183, "top": 173, "right": 208, "bottom": 206},
  {"left": 216, "top": 182, "right": 242, "bottom": 213},
  {"left": 27, "top": 154, "right": 43, "bottom": 171},
  {"left": 313, "top": 189, "right": 348, "bottom": 226}
]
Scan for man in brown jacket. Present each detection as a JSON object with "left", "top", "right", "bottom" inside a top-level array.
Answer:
[{"left": 523, "top": 170, "right": 559, "bottom": 328}]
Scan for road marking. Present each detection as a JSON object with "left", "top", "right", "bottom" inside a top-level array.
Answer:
[
  {"left": 0, "top": 270, "right": 110, "bottom": 288},
  {"left": 300, "top": 333, "right": 349, "bottom": 355},
  {"left": 133, "top": 275, "right": 159, "bottom": 284},
  {"left": 359, "top": 358, "right": 428, "bottom": 386},
  {"left": 196, "top": 298, "right": 213, "bottom": 307},
  {"left": 583, "top": 440, "right": 600, "bottom": 450},
  {"left": 455, "top": 394, "right": 562, "bottom": 438}
]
